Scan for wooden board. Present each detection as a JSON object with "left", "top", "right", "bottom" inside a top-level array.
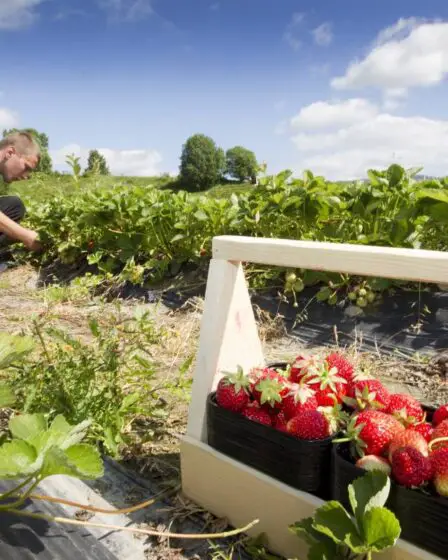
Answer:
[
  {"left": 181, "top": 437, "right": 443, "bottom": 560},
  {"left": 213, "top": 235, "right": 448, "bottom": 284}
]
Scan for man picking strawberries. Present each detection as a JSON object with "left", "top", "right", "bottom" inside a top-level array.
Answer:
[{"left": 0, "top": 131, "right": 42, "bottom": 253}]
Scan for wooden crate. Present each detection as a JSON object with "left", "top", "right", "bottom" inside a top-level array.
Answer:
[{"left": 180, "top": 235, "right": 448, "bottom": 560}]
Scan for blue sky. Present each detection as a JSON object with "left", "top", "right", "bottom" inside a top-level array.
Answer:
[{"left": 1, "top": 0, "right": 448, "bottom": 179}]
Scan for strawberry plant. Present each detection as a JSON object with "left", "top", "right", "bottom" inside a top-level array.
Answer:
[
  {"left": 290, "top": 470, "right": 401, "bottom": 559},
  {"left": 0, "top": 309, "right": 172, "bottom": 457}
]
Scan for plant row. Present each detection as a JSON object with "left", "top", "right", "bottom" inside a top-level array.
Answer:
[{"left": 21, "top": 164, "right": 448, "bottom": 309}]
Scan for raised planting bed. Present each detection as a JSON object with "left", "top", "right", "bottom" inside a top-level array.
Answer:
[{"left": 181, "top": 235, "right": 448, "bottom": 560}]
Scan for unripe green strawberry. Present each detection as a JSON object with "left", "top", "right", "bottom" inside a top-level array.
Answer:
[{"left": 356, "top": 455, "right": 391, "bottom": 475}]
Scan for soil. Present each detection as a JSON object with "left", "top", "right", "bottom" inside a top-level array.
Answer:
[{"left": 2, "top": 264, "right": 448, "bottom": 559}]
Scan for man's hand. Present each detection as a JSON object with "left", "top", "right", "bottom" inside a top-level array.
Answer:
[{"left": 21, "top": 229, "right": 42, "bottom": 252}]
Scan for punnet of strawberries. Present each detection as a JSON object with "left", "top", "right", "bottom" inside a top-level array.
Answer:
[{"left": 214, "top": 351, "right": 448, "bottom": 499}]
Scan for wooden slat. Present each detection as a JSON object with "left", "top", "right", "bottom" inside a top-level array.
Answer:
[
  {"left": 186, "top": 259, "right": 264, "bottom": 443},
  {"left": 213, "top": 236, "right": 448, "bottom": 284}
]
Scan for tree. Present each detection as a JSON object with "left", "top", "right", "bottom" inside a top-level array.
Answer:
[
  {"left": 2, "top": 128, "right": 53, "bottom": 174},
  {"left": 179, "top": 134, "right": 225, "bottom": 191},
  {"left": 84, "top": 149, "right": 110, "bottom": 176},
  {"left": 225, "top": 146, "right": 258, "bottom": 183}
]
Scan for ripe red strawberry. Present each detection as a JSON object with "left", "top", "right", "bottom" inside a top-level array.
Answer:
[
  {"left": 286, "top": 410, "right": 330, "bottom": 440},
  {"left": 408, "top": 422, "right": 433, "bottom": 442},
  {"left": 388, "top": 430, "right": 428, "bottom": 461},
  {"left": 274, "top": 411, "right": 288, "bottom": 433},
  {"left": 304, "top": 362, "right": 348, "bottom": 406},
  {"left": 392, "top": 446, "right": 432, "bottom": 488},
  {"left": 250, "top": 367, "right": 289, "bottom": 409},
  {"left": 344, "top": 379, "right": 390, "bottom": 411},
  {"left": 241, "top": 402, "right": 272, "bottom": 426},
  {"left": 325, "top": 352, "right": 354, "bottom": 383},
  {"left": 289, "top": 354, "right": 322, "bottom": 384},
  {"left": 336, "top": 410, "right": 405, "bottom": 457},
  {"left": 215, "top": 367, "right": 250, "bottom": 412},
  {"left": 356, "top": 455, "right": 391, "bottom": 475},
  {"left": 387, "top": 393, "right": 425, "bottom": 426},
  {"left": 282, "top": 384, "right": 318, "bottom": 420},
  {"left": 430, "top": 419, "right": 448, "bottom": 451},
  {"left": 319, "top": 403, "right": 350, "bottom": 435},
  {"left": 430, "top": 448, "right": 448, "bottom": 496},
  {"left": 433, "top": 404, "right": 448, "bottom": 427}
]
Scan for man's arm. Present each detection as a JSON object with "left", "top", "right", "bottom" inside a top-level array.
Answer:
[{"left": 0, "top": 211, "right": 41, "bottom": 251}]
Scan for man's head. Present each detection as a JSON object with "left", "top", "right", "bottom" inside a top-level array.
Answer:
[{"left": 0, "top": 132, "right": 41, "bottom": 183}]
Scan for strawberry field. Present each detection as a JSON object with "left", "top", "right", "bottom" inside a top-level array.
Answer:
[
  {"left": 11, "top": 163, "right": 448, "bottom": 310},
  {"left": 2, "top": 162, "right": 448, "bottom": 559}
]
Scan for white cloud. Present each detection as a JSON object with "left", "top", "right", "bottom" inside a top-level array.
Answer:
[
  {"left": 312, "top": 22, "right": 333, "bottom": 46},
  {"left": 0, "top": 107, "right": 19, "bottom": 129},
  {"left": 331, "top": 20, "right": 448, "bottom": 92},
  {"left": 291, "top": 98, "right": 378, "bottom": 130},
  {"left": 0, "top": 0, "right": 45, "bottom": 29},
  {"left": 97, "top": 0, "right": 153, "bottom": 22},
  {"left": 289, "top": 98, "right": 448, "bottom": 180},
  {"left": 374, "top": 17, "right": 424, "bottom": 46},
  {"left": 283, "top": 12, "right": 305, "bottom": 51},
  {"left": 51, "top": 145, "right": 163, "bottom": 176}
]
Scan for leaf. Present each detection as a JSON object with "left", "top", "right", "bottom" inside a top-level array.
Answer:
[
  {"left": 194, "top": 210, "right": 208, "bottom": 221},
  {"left": 65, "top": 444, "right": 104, "bottom": 478},
  {"left": 9, "top": 413, "right": 47, "bottom": 442},
  {"left": 416, "top": 189, "right": 448, "bottom": 204},
  {"left": 362, "top": 507, "right": 401, "bottom": 552},
  {"left": 313, "top": 501, "right": 363, "bottom": 552},
  {"left": 0, "top": 439, "right": 38, "bottom": 478},
  {"left": 40, "top": 444, "right": 103, "bottom": 480},
  {"left": 0, "top": 333, "right": 35, "bottom": 370},
  {"left": 387, "top": 164, "right": 405, "bottom": 188},
  {"left": 0, "top": 384, "right": 15, "bottom": 408},
  {"left": 348, "top": 471, "right": 391, "bottom": 531}
]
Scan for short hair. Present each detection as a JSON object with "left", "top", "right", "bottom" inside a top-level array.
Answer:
[{"left": 0, "top": 131, "right": 41, "bottom": 159}]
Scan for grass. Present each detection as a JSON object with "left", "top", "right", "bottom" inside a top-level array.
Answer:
[{"left": 3, "top": 172, "right": 251, "bottom": 206}]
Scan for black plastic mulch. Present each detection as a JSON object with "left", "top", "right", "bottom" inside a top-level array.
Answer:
[{"left": 0, "top": 481, "right": 118, "bottom": 560}]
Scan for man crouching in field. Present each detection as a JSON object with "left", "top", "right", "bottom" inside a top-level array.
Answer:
[{"left": 0, "top": 131, "right": 42, "bottom": 252}]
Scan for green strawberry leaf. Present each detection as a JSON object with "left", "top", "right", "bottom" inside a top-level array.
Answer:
[
  {"left": 289, "top": 517, "right": 320, "bottom": 545},
  {"left": 307, "top": 541, "right": 339, "bottom": 560},
  {"left": 348, "top": 471, "right": 391, "bottom": 532},
  {"left": 313, "top": 501, "right": 363, "bottom": 552},
  {"left": 0, "top": 384, "right": 15, "bottom": 408},
  {"left": 9, "top": 413, "right": 47, "bottom": 442},
  {"left": 362, "top": 507, "right": 401, "bottom": 552},
  {"left": 65, "top": 444, "right": 104, "bottom": 478},
  {"left": 0, "top": 439, "right": 38, "bottom": 478},
  {"left": 40, "top": 444, "right": 103, "bottom": 480},
  {"left": 0, "top": 333, "right": 35, "bottom": 370}
]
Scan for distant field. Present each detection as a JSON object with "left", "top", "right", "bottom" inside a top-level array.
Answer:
[{"left": 3, "top": 173, "right": 252, "bottom": 205}]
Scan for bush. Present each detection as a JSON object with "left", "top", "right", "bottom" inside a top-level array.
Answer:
[
  {"left": 85, "top": 149, "right": 110, "bottom": 176},
  {"left": 179, "top": 134, "right": 225, "bottom": 191},
  {"left": 226, "top": 146, "right": 258, "bottom": 183}
]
